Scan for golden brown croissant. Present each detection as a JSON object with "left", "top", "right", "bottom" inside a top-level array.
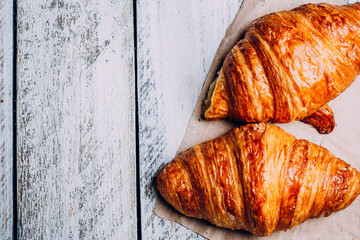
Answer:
[
  {"left": 157, "top": 123, "right": 360, "bottom": 236},
  {"left": 203, "top": 3, "right": 360, "bottom": 133}
]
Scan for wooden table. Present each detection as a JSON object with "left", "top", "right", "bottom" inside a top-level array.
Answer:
[{"left": 1, "top": 0, "right": 357, "bottom": 239}]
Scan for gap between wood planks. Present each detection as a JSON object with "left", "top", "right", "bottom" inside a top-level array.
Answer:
[
  {"left": 12, "top": 0, "right": 18, "bottom": 239},
  {"left": 133, "top": 0, "right": 142, "bottom": 239}
]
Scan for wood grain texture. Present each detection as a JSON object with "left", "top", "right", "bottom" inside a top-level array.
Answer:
[
  {"left": 137, "top": 0, "right": 243, "bottom": 239},
  {"left": 17, "top": 0, "right": 136, "bottom": 239},
  {"left": 0, "top": 0, "right": 13, "bottom": 239}
]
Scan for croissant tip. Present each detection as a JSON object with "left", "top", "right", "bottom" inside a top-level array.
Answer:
[
  {"left": 301, "top": 105, "right": 335, "bottom": 134},
  {"left": 203, "top": 71, "right": 230, "bottom": 120},
  {"left": 156, "top": 162, "right": 174, "bottom": 194},
  {"left": 156, "top": 158, "right": 198, "bottom": 216}
]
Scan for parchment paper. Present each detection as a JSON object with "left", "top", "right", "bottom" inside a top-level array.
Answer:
[{"left": 154, "top": 0, "right": 360, "bottom": 239}]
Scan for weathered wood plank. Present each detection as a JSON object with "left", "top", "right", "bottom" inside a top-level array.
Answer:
[
  {"left": 137, "top": 0, "right": 243, "bottom": 239},
  {"left": 17, "top": 0, "right": 136, "bottom": 239},
  {"left": 0, "top": 1, "right": 13, "bottom": 239}
]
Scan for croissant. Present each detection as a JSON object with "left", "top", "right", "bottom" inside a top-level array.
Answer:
[
  {"left": 203, "top": 3, "right": 360, "bottom": 134},
  {"left": 157, "top": 123, "right": 360, "bottom": 236}
]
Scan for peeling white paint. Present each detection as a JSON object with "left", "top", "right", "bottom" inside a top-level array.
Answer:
[
  {"left": 16, "top": 0, "right": 136, "bottom": 239},
  {"left": 0, "top": 1, "right": 13, "bottom": 239}
]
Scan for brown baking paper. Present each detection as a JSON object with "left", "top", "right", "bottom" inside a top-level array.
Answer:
[{"left": 153, "top": 0, "right": 360, "bottom": 239}]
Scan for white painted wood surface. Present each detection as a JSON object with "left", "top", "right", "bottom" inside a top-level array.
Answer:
[
  {"left": 0, "top": 1, "right": 13, "bottom": 239},
  {"left": 16, "top": 0, "right": 136, "bottom": 239},
  {"left": 0, "top": 0, "right": 357, "bottom": 239},
  {"left": 137, "top": 0, "right": 243, "bottom": 239}
]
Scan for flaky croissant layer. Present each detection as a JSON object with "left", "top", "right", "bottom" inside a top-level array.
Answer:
[
  {"left": 157, "top": 123, "right": 360, "bottom": 236},
  {"left": 204, "top": 3, "right": 360, "bottom": 130}
]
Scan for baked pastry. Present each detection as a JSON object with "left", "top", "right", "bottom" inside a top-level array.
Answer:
[
  {"left": 300, "top": 103, "right": 335, "bottom": 134},
  {"left": 203, "top": 3, "right": 360, "bottom": 134},
  {"left": 157, "top": 123, "right": 360, "bottom": 236}
]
